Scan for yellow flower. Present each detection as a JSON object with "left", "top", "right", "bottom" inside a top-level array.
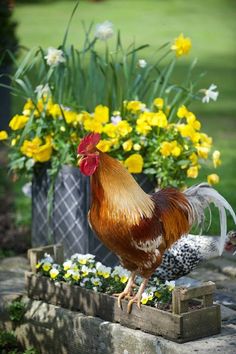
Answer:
[
  {"left": 64, "top": 110, "right": 78, "bottom": 124},
  {"left": 116, "top": 120, "right": 132, "bottom": 137},
  {"left": 178, "top": 124, "right": 196, "bottom": 141},
  {"left": 150, "top": 111, "right": 168, "bottom": 128},
  {"left": 120, "top": 275, "right": 128, "bottom": 283},
  {"left": 34, "top": 136, "right": 52, "bottom": 162},
  {"left": 49, "top": 268, "right": 59, "bottom": 279},
  {"left": 35, "top": 262, "right": 41, "bottom": 269},
  {"left": 96, "top": 139, "right": 112, "bottom": 152},
  {"left": 170, "top": 141, "right": 182, "bottom": 157},
  {"left": 103, "top": 123, "right": 117, "bottom": 138},
  {"left": 133, "top": 143, "right": 141, "bottom": 151},
  {"left": 42, "top": 262, "right": 51, "bottom": 272},
  {"left": 21, "top": 137, "right": 42, "bottom": 158},
  {"left": 127, "top": 100, "right": 144, "bottom": 113},
  {"left": 124, "top": 154, "right": 143, "bottom": 173},
  {"left": 207, "top": 173, "right": 220, "bottom": 185},
  {"left": 84, "top": 118, "right": 103, "bottom": 133},
  {"left": 199, "top": 133, "right": 212, "bottom": 147},
  {"left": 160, "top": 141, "right": 172, "bottom": 157},
  {"left": 9, "top": 115, "right": 29, "bottom": 130},
  {"left": 94, "top": 105, "right": 109, "bottom": 124},
  {"left": 0, "top": 130, "right": 8, "bottom": 140},
  {"left": 187, "top": 166, "right": 199, "bottom": 178},
  {"left": 177, "top": 105, "right": 188, "bottom": 119},
  {"left": 189, "top": 152, "right": 198, "bottom": 165},
  {"left": 122, "top": 139, "right": 133, "bottom": 152},
  {"left": 153, "top": 97, "right": 164, "bottom": 110},
  {"left": 49, "top": 103, "right": 61, "bottom": 118},
  {"left": 197, "top": 146, "right": 209, "bottom": 159},
  {"left": 23, "top": 99, "right": 35, "bottom": 116},
  {"left": 212, "top": 150, "right": 221, "bottom": 168},
  {"left": 171, "top": 33, "right": 192, "bottom": 57}
]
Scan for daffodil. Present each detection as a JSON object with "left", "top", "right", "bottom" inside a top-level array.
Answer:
[
  {"left": 44, "top": 47, "right": 65, "bottom": 67},
  {"left": 94, "top": 21, "right": 114, "bottom": 41},
  {"left": 171, "top": 33, "right": 191, "bottom": 57},
  {"left": 124, "top": 154, "right": 143, "bottom": 173},
  {"left": 201, "top": 84, "right": 219, "bottom": 103}
]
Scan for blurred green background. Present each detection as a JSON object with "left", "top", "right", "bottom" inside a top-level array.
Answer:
[{"left": 2, "top": 0, "right": 236, "bottom": 234}]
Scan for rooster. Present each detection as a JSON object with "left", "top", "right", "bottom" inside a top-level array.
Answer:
[
  {"left": 154, "top": 231, "right": 236, "bottom": 281},
  {"left": 77, "top": 133, "right": 236, "bottom": 312}
]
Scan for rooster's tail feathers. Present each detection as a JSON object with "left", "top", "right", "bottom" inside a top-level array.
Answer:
[{"left": 184, "top": 183, "right": 236, "bottom": 255}]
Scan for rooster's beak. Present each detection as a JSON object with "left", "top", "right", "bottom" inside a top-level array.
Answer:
[{"left": 77, "top": 154, "right": 83, "bottom": 167}]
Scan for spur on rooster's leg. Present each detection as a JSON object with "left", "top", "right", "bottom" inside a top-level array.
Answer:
[{"left": 77, "top": 133, "right": 236, "bottom": 313}]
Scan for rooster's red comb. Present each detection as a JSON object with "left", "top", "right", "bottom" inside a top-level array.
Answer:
[{"left": 77, "top": 133, "right": 101, "bottom": 154}]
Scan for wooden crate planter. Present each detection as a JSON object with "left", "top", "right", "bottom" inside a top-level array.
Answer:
[{"left": 26, "top": 245, "right": 221, "bottom": 343}]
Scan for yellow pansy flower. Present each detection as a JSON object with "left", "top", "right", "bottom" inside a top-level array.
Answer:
[
  {"left": 212, "top": 150, "right": 221, "bottom": 168},
  {"left": 94, "top": 105, "right": 109, "bottom": 124},
  {"left": 64, "top": 110, "right": 78, "bottom": 124},
  {"left": 116, "top": 120, "right": 132, "bottom": 137},
  {"left": 84, "top": 118, "right": 103, "bottom": 133},
  {"left": 9, "top": 115, "right": 29, "bottom": 130},
  {"left": 0, "top": 130, "right": 8, "bottom": 140},
  {"left": 72, "top": 273, "right": 80, "bottom": 281},
  {"left": 48, "top": 103, "right": 61, "bottom": 118},
  {"left": 42, "top": 262, "right": 51, "bottom": 272},
  {"left": 49, "top": 268, "right": 59, "bottom": 279},
  {"left": 21, "top": 137, "right": 42, "bottom": 158},
  {"left": 171, "top": 33, "right": 191, "bottom": 57},
  {"left": 197, "top": 146, "right": 209, "bottom": 159},
  {"left": 153, "top": 97, "right": 164, "bottom": 110},
  {"left": 124, "top": 154, "right": 143, "bottom": 173},
  {"left": 160, "top": 141, "right": 172, "bottom": 157},
  {"left": 150, "top": 111, "right": 168, "bottom": 128},
  {"left": 177, "top": 105, "right": 188, "bottom": 119},
  {"left": 103, "top": 123, "right": 117, "bottom": 138},
  {"left": 122, "top": 139, "right": 133, "bottom": 152},
  {"left": 120, "top": 275, "right": 129, "bottom": 283},
  {"left": 97, "top": 139, "right": 112, "bottom": 152},
  {"left": 127, "top": 100, "right": 145, "bottom": 113},
  {"left": 34, "top": 136, "right": 53, "bottom": 162},
  {"left": 170, "top": 141, "right": 182, "bottom": 157},
  {"left": 189, "top": 152, "right": 198, "bottom": 165},
  {"left": 187, "top": 166, "right": 199, "bottom": 178},
  {"left": 199, "top": 133, "right": 212, "bottom": 147},
  {"left": 207, "top": 173, "right": 220, "bottom": 185}
]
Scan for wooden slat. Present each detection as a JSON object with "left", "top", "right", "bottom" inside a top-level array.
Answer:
[
  {"left": 27, "top": 244, "right": 64, "bottom": 271},
  {"left": 179, "top": 281, "right": 216, "bottom": 301}
]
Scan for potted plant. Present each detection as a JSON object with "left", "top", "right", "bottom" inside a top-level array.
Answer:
[{"left": 1, "top": 3, "right": 221, "bottom": 264}]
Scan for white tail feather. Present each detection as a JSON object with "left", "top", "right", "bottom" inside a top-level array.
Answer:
[{"left": 184, "top": 183, "right": 236, "bottom": 255}]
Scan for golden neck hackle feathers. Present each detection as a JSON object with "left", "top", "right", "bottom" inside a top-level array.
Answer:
[{"left": 91, "top": 153, "right": 155, "bottom": 225}]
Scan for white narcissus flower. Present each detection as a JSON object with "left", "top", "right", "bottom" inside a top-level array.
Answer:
[
  {"left": 202, "top": 84, "right": 219, "bottom": 103},
  {"left": 95, "top": 21, "right": 114, "bottom": 41},
  {"left": 138, "top": 59, "right": 147, "bottom": 68},
  {"left": 44, "top": 47, "right": 66, "bottom": 67},
  {"left": 35, "top": 83, "right": 51, "bottom": 99}
]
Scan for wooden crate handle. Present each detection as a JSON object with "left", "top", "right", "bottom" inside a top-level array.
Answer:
[
  {"left": 28, "top": 244, "right": 64, "bottom": 272},
  {"left": 172, "top": 281, "right": 215, "bottom": 315}
]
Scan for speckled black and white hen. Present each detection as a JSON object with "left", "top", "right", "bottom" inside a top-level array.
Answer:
[{"left": 154, "top": 183, "right": 236, "bottom": 281}]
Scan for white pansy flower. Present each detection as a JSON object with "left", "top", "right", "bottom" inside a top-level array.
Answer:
[
  {"left": 44, "top": 47, "right": 66, "bottom": 67},
  {"left": 202, "top": 84, "right": 219, "bottom": 103},
  {"left": 63, "top": 260, "right": 73, "bottom": 271},
  {"left": 96, "top": 263, "right": 111, "bottom": 278},
  {"left": 95, "top": 21, "right": 114, "bottom": 41},
  {"left": 35, "top": 83, "right": 51, "bottom": 99},
  {"left": 91, "top": 277, "right": 102, "bottom": 287},
  {"left": 22, "top": 181, "right": 32, "bottom": 198},
  {"left": 71, "top": 253, "right": 95, "bottom": 264},
  {"left": 165, "top": 280, "right": 175, "bottom": 290},
  {"left": 111, "top": 115, "right": 122, "bottom": 125},
  {"left": 49, "top": 267, "right": 59, "bottom": 279},
  {"left": 138, "top": 59, "right": 147, "bottom": 68}
]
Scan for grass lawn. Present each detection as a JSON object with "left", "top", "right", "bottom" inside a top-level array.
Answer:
[{"left": 7, "top": 0, "right": 236, "bottom": 232}]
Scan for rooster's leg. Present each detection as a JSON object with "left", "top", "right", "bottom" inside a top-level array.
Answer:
[
  {"left": 127, "top": 277, "right": 149, "bottom": 314},
  {"left": 113, "top": 271, "right": 137, "bottom": 308}
]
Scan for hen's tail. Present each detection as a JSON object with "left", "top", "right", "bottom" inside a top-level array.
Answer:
[{"left": 184, "top": 183, "right": 236, "bottom": 255}]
